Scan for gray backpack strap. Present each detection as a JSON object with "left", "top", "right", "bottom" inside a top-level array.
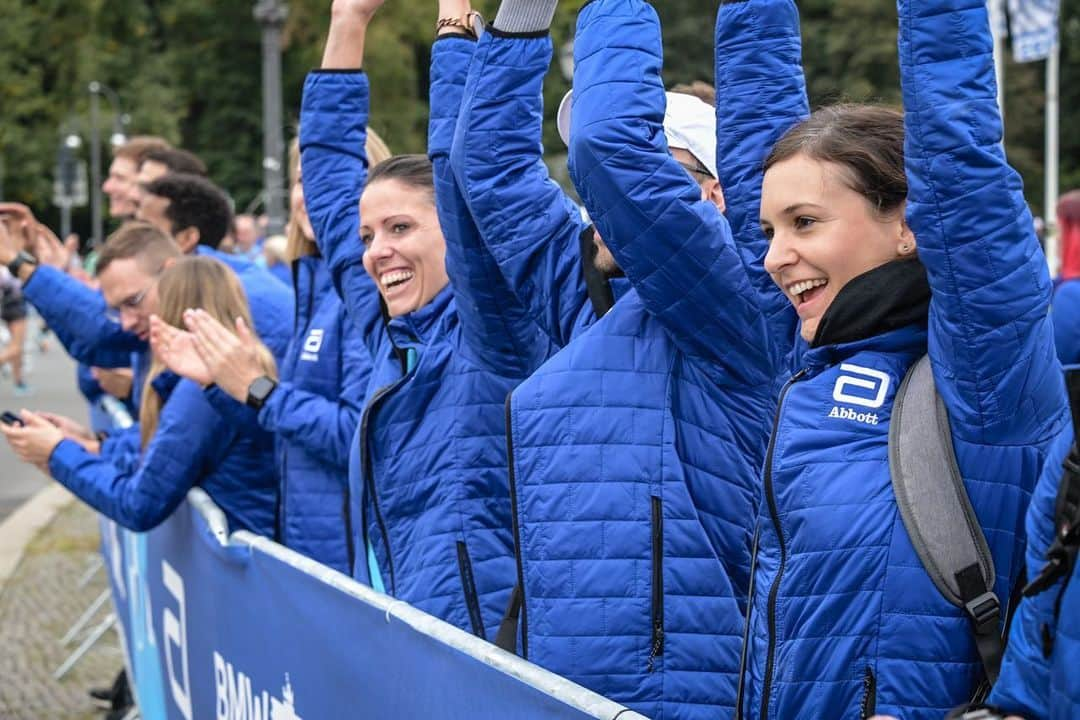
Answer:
[{"left": 889, "top": 354, "right": 1003, "bottom": 685}]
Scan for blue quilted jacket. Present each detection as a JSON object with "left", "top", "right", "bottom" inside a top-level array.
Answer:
[
  {"left": 300, "top": 67, "right": 537, "bottom": 639},
  {"left": 740, "top": 1, "right": 1069, "bottom": 718},
  {"left": 47, "top": 371, "right": 278, "bottom": 535},
  {"left": 450, "top": 3, "right": 780, "bottom": 716},
  {"left": 1052, "top": 280, "right": 1080, "bottom": 365},
  {"left": 990, "top": 425, "right": 1079, "bottom": 720},
  {"left": 25, "top": 252, "right": 293, "bottom": 370},
  {"left": 205, "top": 255, "right": 370, "bottom": 573}
]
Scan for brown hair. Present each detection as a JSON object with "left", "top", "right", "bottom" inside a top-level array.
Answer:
[
  {"left": 139, "top": 256, "right": 276, "bottom": 447},
  {"left": 112, "top": 136, "right": 171, "bottom": 164},
  {"left": 765, "top": 104, "right": 907, "bottom": 218},
  {"left": 669, "top": 81, "right": 716, "bottom": 107},
  {"left": 285, "top": 129, "right": 393, "bottom": 262},
  {"left": 96, "top": 222, "right": 181, "bottom": 277}
]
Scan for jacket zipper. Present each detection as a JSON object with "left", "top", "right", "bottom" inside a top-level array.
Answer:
[
  {"left": 859, "top": 666, "right": 876, "bottom": 719},
  {"left": 734, "top": 528, "right": 760, "bottom": 720},
  {"left": 355, "top": 378, "right": 409, "bottom": 592},
  {"left": 504, "top": 393, "right": 529, "bottom": 658},
  {"left": 647, "top": 495, "right": 665, "bottom": 672},
  {"left": 759, "top": 369, "right": 807, "bottom": 720},
  {"left": 456, "top": 541, "right": 486, "bottom": 640}
]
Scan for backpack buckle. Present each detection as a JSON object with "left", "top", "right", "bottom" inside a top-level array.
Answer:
[{"left": 963, "top": 591, "right": 1000, "bottom": 634}]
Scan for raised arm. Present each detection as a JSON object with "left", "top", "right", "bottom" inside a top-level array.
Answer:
[
  {"left": 715, "top": 0, "right": 807, "bottom": 373},
  {"left": 451, "top": 0, "right": 595, "bottom": 347},
  {"left": 900, "top": 0, "right": 1064, "bottom": 442},
  {"left": 568, "top": 0, "right": 770, "bottom": 385},
  {"left": 299, "top": 0, "right": 383, "bottom": 344},
  {"left": 430, "top": 18, "right": 551, "bottom": 375},
  {"left": 47, "top": 380, "right": 233, "bottom": 532},
  {"left": 24, "top": 267, "right": 142, "bottom": 367}
]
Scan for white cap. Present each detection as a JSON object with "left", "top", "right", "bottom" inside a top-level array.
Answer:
[{"left": 556, "top": 89, "right": 718, "bottom": 180}]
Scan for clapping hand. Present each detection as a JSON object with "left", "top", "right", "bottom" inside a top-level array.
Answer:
[
  {"left": 150, "top": 315, "right": 213, "bottom": 387},
  {"left": 184, "top": 309, "right": 268, "bottom": 402}
]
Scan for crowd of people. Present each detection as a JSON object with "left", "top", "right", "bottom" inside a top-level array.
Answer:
[{"left": 1, "top": 0, "right": 1079, "bottom": 718}]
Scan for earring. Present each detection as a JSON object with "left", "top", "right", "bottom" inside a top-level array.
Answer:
[{"left": 899, "top": 242, "right": 912, "bottom": 254}]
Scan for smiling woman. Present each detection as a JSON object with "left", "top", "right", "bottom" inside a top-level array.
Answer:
[
  {"left": 761, "top": 104, "right": 915, "bottom": 343},
  {"left": 359, "top": 156, "right": 449, "bottom": 318}
]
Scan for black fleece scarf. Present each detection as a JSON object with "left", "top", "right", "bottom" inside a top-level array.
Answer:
[{"left": 811, "top": 259, "right": 931, "bottom": 348}]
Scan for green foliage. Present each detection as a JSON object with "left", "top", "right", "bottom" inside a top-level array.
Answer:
[{"left": 0, "top": 0, "right": 1077, "bottom": 236}]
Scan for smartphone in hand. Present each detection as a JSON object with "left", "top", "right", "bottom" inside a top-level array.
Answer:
[{"left": 1, "top": 411, "right": 24, "bottom": 427}]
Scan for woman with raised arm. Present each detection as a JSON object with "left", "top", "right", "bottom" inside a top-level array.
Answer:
[
  {"left": 297, "top": 0, "right": 546, "bottom": 639},
  {"left": 733, "top": 0, "right": 1069, "bottom": 717},
  {"left": 1, "top": 253, "right": 278, "bottom": 535},
  {"left": 445, "top": 0, "right": 795, "bottom": 716},
  {"left": 151, "top": 136, "right": 391, "bottom": 574}
]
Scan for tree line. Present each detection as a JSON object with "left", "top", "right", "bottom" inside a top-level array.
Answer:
[{"left": 1, "top": 0, "right": 1076, "bottom": 236}]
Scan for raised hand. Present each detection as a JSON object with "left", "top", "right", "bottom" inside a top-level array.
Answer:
[
  {"left": 30, "top": 224, "right": 76, "bottom": 270},
  {"left": 184, "top": 309, "right": 270, "bottom": 402},
  {"left": 323, "top": 0, "right": 386, "bottom": 68},
  {"left": 332, "top": 0, "right": 387, "bottom": 20},
  {"left": 0, "top": 215, "right": 23, "bottom": 266},
  {"left": 150, "top": 315, "right": 213, "bottom": 387}
]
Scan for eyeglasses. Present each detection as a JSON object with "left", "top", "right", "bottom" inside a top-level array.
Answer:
[
  {"left": 105, "top": 278, "right": 158, "bottom": 323},
  {"left": 677, "top": 160, "right": 714, "bottom": 181}
]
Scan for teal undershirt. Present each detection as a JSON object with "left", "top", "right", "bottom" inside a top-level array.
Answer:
[{"left": 366, "top": 346, "right": 418, "bottom": 595}]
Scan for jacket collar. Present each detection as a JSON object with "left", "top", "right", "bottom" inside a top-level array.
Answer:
[
  {"left": 802, "top": 260, "right": 930, "bottom": 369},
  {"left": 385, "top": 283, "right": 453, "bottom": 349}
]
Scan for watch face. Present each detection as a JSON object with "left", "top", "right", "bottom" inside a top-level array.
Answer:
[{"left": 248, "top": 376, "right": 276, "bottom": 406}]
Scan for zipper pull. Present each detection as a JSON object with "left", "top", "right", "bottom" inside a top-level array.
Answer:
[{"left": 647, "top": 622, "right": 664, "bottom": 672}]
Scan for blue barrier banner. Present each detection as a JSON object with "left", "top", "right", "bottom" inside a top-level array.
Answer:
[{"left": 100, "top": 490, "right": 643, "bottom": 720}]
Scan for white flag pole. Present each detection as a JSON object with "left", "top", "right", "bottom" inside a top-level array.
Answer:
[
  {"left": 1044, "top": 40, "right": 1060, "bottom": 277},
  {"left": 991, "top": 0, "right": 1007, "bottom": 120}
]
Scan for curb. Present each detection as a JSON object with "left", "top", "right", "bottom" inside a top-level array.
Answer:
[{"left": 0, "top": 484, "right": 76, "bottom": 592}]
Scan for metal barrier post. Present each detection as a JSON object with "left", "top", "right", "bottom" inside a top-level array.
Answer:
[
  {"left": 60, "top": 588, "right": 111, "bottom": 646},
  {"left": 53, "top": 613, "right": 116, "bottom": 680}
]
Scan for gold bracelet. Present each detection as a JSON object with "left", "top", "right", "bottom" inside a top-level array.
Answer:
[{"left": 436, "top": 11, "right": 483, "bottom": 39}]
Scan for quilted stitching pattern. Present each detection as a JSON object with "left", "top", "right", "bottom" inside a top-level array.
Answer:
[
  {"left": 49, "top": 376, "right": 278, "bottom": 536},
  {"left": 743, "top": 1, "right": 1069, "bottom": 718},
  {"left": 301, "top": 69, "right": 526, "bottom": 639}
]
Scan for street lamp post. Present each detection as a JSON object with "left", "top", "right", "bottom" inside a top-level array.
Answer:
[
  {"left": 88, "top": 82, "right": 129, "bottom": 247},
  {"left": 254, "top": 0, "right": 289, "bottom": 237}
]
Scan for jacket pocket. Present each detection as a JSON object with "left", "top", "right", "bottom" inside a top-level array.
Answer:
[
  {"left": 859, "top": 666, "right": 876, "bottom": 719},
  {"left": 456, "top": 541, "right": 486, "bottom": 640},
  {"left": 647, "top": 495, "right": 664, "bottom": 672}
]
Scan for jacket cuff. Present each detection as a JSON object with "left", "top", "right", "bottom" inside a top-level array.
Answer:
[
  {"left": 492, "top": 0, "right": 557, "bottom": 34},
  {"left": 48, "top": 439, "right": 87, "bottom": 482}
]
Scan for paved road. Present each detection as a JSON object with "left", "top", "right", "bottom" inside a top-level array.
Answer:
[{"left": 0, "top": 336, "right": 87, "bottom": 523}]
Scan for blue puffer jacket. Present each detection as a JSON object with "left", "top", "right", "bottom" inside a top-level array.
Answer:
[
  {"left": 205, "top": 255, "right": 370, "bottom": 574},
  {"left": 1052, "top": 279, "right": 1080, "bottom": 365},
  {"left": 195, "top": 246, "right": 295, "bottom": 366},
  {"left": 300, "top": 66, "right": 542, "bottom": 639},
  {"left": 47, "top": 371, "right": 277, "bottom": 535},
  {"left": 451, "top": 4, "right": 777, "bottom": 716},
  {"left": 23, "top": 266, "right": 142, "bottom": 370},
  {"left": 24, "top": 252, "right": 293, "bottom": 381},
  {"left": 990, "top": 424, "right": 1078, "bottom": 719},
  {"left": 740, "top": 1, "right": 1069, "bottom": 718}
]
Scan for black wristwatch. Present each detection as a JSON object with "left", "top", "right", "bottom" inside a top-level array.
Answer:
[
  {"left": 7, "top": 250, "right": 37, "bottom": 278},
  {"left": 245, "top": 375, "right": 277, "bottom": 410}
]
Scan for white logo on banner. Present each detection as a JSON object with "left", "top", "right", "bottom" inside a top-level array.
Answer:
[
  {"left": 300, "top": 328, "right": 324, "bottom": 362},
  {"left": 163, "top": 560, "right": 193, "bottom": 720},
  {"left": 215, "top": 654, "right": 303, "bottom": 720},
  {"left": 832, "top": 363, "right": 891, "bottom": 408}
]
